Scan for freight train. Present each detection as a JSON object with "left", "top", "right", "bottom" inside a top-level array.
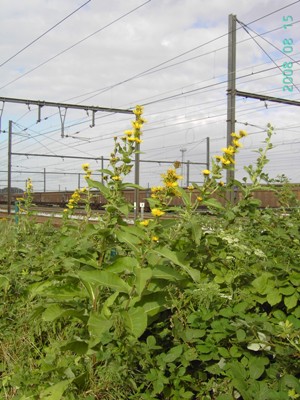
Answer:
[{"left": 0, "top": 186, "right": 299, "bottom": 210}]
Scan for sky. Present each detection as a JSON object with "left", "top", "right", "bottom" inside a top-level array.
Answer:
[{"left": 0, "top": 0, "right": 300, "bottom": 192}]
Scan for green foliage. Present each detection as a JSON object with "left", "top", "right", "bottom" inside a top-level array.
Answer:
[{"left": 0, "top": 117, "right": 299, "bottom": 399}]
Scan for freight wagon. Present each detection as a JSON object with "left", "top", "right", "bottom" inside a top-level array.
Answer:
[{"left": 0, "top": 186, "right": 299, "bottom": 210}]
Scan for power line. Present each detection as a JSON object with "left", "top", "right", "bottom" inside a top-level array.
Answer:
[
  {"left": 237, "top": 19, "right": 300, "bottom": 93},
  {"left": 0, "top": 0, "right": 91, "bottom": 68},
  {"left": 0, "top": 0, "right": 152, "bottom": 91}
]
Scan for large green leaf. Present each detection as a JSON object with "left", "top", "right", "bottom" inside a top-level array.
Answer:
[
  {"left": 153, "top": 247, "right": 200, "bottom": 282},
  {"left": 0, "top": 274, "right": 10, "bottom": 291},
  {"left": 249, "top": 357, "right": 268, "bottom": 380},
  {"left": 40, "top": 379, "right": 73, "bottom": 400},
  {"left": 106, "top": 256, "right": 138, "bottom": 273},
  {"left": 86, "top": 178, "right": 111, "bottom": 197},
  {"left": 122, "top": 306, "right": 148, "bottom": 338},
  {"left": 78, "top": 270, "right": 131, "bottom": 293},
  {"left": 88, "top": 312, "right": 113, "bottom": 338},
  {"left": 202, "top": 198, "right": 224, "bottom": 210},
  {"left": 42, "top": 304, "right": 85, "bottom": 322},
  {"left": 115, "top": 229, "right": 141, "bottom": 253},
  {"left": 152, "top": 264, "right": 185, "bottom": 281},
  {"left": 135, "top": 267, "right": 152, "bottom": 296},
  {"left": 137, "top": 292, "right": 168, "bottom": 317}
]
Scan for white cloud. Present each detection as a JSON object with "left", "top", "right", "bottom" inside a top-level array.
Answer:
[{"left": 0, "top": 0, "right": 299, "bottom": 191}]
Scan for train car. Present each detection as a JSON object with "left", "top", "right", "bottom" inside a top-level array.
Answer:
[{"left": 1, "top": 185, "right": 299, "bottom": 210}]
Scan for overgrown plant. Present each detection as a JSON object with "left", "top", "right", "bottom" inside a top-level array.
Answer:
[{"left": 0, "top": 113, "right": 299, "bottom": 399}]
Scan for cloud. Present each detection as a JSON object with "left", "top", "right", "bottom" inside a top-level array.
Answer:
[{"left": 0, "top": 0, "right": 300, "bottom": 191}]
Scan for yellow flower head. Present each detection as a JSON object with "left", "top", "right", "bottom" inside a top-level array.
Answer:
[
  {"left": 151, "top": 186, "right": 163, "bottom": 193},
  {"left": 222, "top": 159, "right": 231, "bottom": 165},
  {"left": 197, "top": 196, "right": 203, "bottom": 202},
  {"left": 112, "top": 175, "right": 121, "bottom": 181},
  {"left": 133, "top": 105, "right": 144, "bottom": 116},
  {"left": 231, "top": 132, "right": 241, "bottom": 139},
  {"left": 151, "top": 235, "right": 159, "bottom": 242},
  {"left": 82, "top": 163, "right": 90, "bottom": 171},
  {"left": 151, "top": 208, "right": 165, "bottom": 217},
  {"left": 202, "top": 169, "right": 211, "bottom": 176},
  {"left": 239, "top": 130, "right": 247, "bottom": 137},
  {"left": 187, "top": 185, "right": 194, "bottom": 191},
  {"left": 132, "top": 121, "right": 142, "bottom": 130},
  {"left": 233, "top": 139, "right": 242, "bottom": 148},
  {"left": 139, "top": 220, "right": 150, "bottom": 227},
  {"left": 124, "top": 130, "right": 133, "bottom": 136},
  {"left": 222, "top": 146, "right": 235, "bottom": 156}
]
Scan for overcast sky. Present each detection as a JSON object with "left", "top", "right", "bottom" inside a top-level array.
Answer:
[{"left": 0, "top": 0, "right": 299, "bottom": 191}]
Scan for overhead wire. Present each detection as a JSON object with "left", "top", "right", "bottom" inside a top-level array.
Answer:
[
  {"left": 0, "top": 0, "right": 152, "bottom": 91},
  {"left": 3, "top": 1, "right": 300, "bottom": 182},
  {"left": 0, "top": 0, "right": 92, "bottom": 68}
]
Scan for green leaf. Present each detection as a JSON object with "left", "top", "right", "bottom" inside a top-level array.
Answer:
[
  {"left": 88, "top": 312, "right": 113, "bottom": 338},
  {"left": 135, "top": 267, "right": 152, "bottom": 296},
  {"left": 42, "top": 304, "right": 65, "bottom": 322},
  {"left": 122, "top": 306, "right": 148, "bottom": 338},
  {"left": 164, "top": 345, "right": 183, "bottom": 362},
  {"left": 236, "top": 329, "right": 247, "bottom": 342},
  {"left": 60, "top": 340, "right": 88, "bottom": 355},
  {"left": 284, "top": 293, "right": 298, "bottom": 309},
  {"left": 78, "top": 270, "right": 131, "bottom": 293},
  {"left": 280, "top": 286, "right": 296, "bottom": 296},
  {"left": 154, "top": 247, "right": 200, "bottom": 282},
  {"left": 136, "top": 292, "right": 167, "bottom": 317},
  {"left": 267, "top": 290, "right": 282, "bottom": 306},
  {"left": 0, "top": 274, "right": 10, "bottom": 291},
  {"left": 115, "top": 229, "right": 141, "bottom": 253},
  {"left": 40, "top": 379, "right": 73, "bottom": 400},
  {"left": 106, "top": 256, "right": 138, "bottom": 273},
  {"left": 120, "top": 182, "right": 144, "bottom": 190},
  {"left": 86, "top": 178, "right": 110, "bottom": 197},
  {"left": 252, "top": 273, "right": 273, "bottom": 293},
  {"left": 202, "top": 197, "right": 224, "bottom": 210},
  {"left": 249, "top": 357, "right": 267, "bottom": 380},
  {"left": 152, "top": 264, "right": 185, "bottom": 281}
]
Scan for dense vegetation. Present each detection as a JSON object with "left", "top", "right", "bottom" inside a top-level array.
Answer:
[{"left": 0, "top": 108, "right": 299, "bottom": 399}]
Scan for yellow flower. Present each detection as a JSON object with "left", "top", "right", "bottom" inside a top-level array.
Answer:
[
  {"left": 124, "top": 130, "right": 133, "bottom": 136},
  {"left": 140, "top": 220, "right": 150, "bottom": 227},
  {"left": 197, "top": 196, "right": 203, "bottom": 202},
  {"left": 82, "top": 163, "right": 90, "bottom": 171},
  {"left": 219, "top": 181, "right": 225, "bottom": 186},
  {"left": 187, "top": 185, "right": 194, "bottom": 191},
  {"left": 152, "top": 236, "right": 159, "bottom": 242},
  {"left": 233, "top": 139, "right": 242, "bottom": 148},
  {"left": 222, "top": 159, "right": 231, "bottom": 165},
  {"left": 222, "top": 147, "right": 235, "bottom": 156},
  {"left": 202, "top": 169, "right": 211, "bottom": 176},
  {"left": 231, "top": 132, "right": 241, "bottom": 139},
  {"left": 133, "top": 105, "right": 144, "bottom": 116},
  {"left": 151, "top": 208, "right": 165, "bottom": 217},
  {"left": 80, "top": 187, "right": 87, "bottom": 193},
  {"left": 132, "top": 121, "right": 142, "bottom": 130},
  {"left": 151, "top": 186, "right": 163, "bottom": 193},
  {"left": 239, "top": 130, "right": 247, "bottom": 137},
  {"left": 112, "top": 175, "right": 121, "bottom": 181}
]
